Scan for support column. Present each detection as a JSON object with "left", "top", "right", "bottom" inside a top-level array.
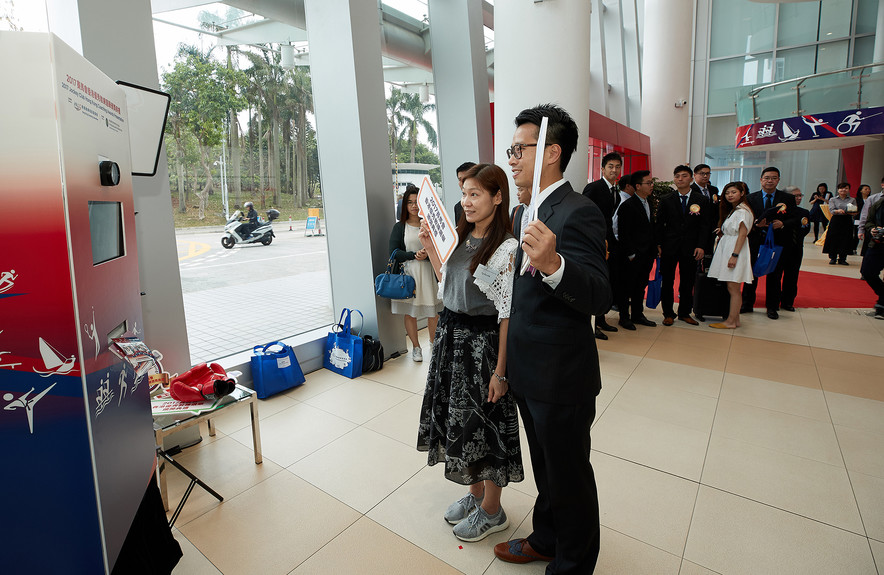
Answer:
[
  {"left": 427, "top": 0, "right": 493, "bottom": 210},
  {"left": 304, "top": 0, "right": 403, "bottom": 355},
  {"left": 493, "top": 0, "right": 591, "bottom": 188},
  {"left": 47, "top": 0, "right": 190, "bottom": 374},
  {"left": 641, "top": 0, "right": 693, "bottom": 174}
]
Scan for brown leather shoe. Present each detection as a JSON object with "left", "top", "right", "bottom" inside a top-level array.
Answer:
[
  {"left": 662, "top": 317, "right": 674, "bottom": 326},
  {"left": 494, "top": 539, "right": 554, "bottom": 564},
  {"left": 679, "top": 316, "right": 699, "bottom": 326}
]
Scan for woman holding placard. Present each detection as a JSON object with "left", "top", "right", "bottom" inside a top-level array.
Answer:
[
  {"left": 416, "top": 163, "right": 523, "bottom": 543},
  {"left": 389, "top": 183, "right": 442, "bottom": 362}
]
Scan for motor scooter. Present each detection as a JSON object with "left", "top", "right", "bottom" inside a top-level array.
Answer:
[{"left": 221, "top": 209, "right": 279, "bottom": 248}]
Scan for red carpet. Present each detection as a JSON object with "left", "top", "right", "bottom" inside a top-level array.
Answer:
[{"left": 664, "top": 268, "right": 874, "bottom": 309}]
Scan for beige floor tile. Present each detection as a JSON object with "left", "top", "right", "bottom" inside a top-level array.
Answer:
[
  {"left": 592, "top": 406, "right": 709, "bottom": 481},
  {"left": 595, "top": 527, "right": 681, "bottom": 575},
  {"left": 626, "top": 358, "right": 724, "bottom": 398},
  {"left": 728, "top": 337, "right": 814, "bottom": 363},
  {"left": 289, "top": 516, "right": 461, "bottom": 575},
  {"left": 684, "top": 486, "right": 877, "bottom": 575},
  {"left": 162, "top": 436, "right": 284, "bottom": 527},
  {"left": 507, "top": 428, "right": 537, "bottom": 499},
  {"left": 366, "top": 465, "right": 536, "bottom": 574},
  {"left": 849, "top": 470, "right": 884, "bottom": 542},
  {"left": 655, "top": 325, "right": 733, "bottom": 351},
  {"left": 596, "top": 374, "right": 627, "bottom": 419},
  {"left": 870, "top": 538, "right": 884, "bottom": 567},
  {"left": 229, "top": 402, "right": 356, "bottom": 467},
  {"left": 609, "top": 378, "right": 718, "bottom": 433},
  {"left": 289, "top": 427, "right": 425, "bottom": 513},
  {"left": 728, "top": 312, "right": 809, "bottom": 346},
  {"left": 701, "top": 435, "right": 864, "bottom": 534},
  {"left": 363, "top": 393, "right": 423, "bottom": 447},
  {"left": 179, "top": 471, "right": 360, "bottom": 575},
  {"left": 597, "top": 333, "right": 657, "bottom": 357},
  {"left": 283, "top": 367, "right": 348, "bottom": 401},
  {"left": 302, "top": 377, "right": 414, "bottom": 424},
  {"left": 817, "top": 353, "right": 884, "bottom": 402},
  {"left": 720, "top": 373, "right": 830, "bottom": 421},
  {"left": 803, "top": 310, "right": 884, "bottom": 357},
  {"left": 172, "top": 529, "right": 222, "bottom": 574},
  {"left": 645, "top": 339, "right": 728, "bottom": 371},
  {"left": 679, "top": 560, "right": 721, "bottom": 575},
  {"left": 826, "top": 392, "right": 884, "bottom": 435},
  {"left": 360, "top": 352, "right": 431, "bottom": 393},
  {"left": 210, "top": 391, "right": 298, "bottom": 435},
  {"left": 598, "top": 350, "right": 643, "bottom": 379},
  {"left": 594, "top": 451, "right": 699, "bottom": 555},
  {"left": 835, "top": 425, "right": 884, "bottom": 478},
  {"left": 712, "top": 400, "right": 842, "bottom": 466},
  {"left": 725, "top": 351, "right": 821, "bottom": 389}
]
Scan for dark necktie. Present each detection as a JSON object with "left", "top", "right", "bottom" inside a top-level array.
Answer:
[
  {"left": 680, "top": 194, "right": 688, "bottom": 214},
  {"left": 765, "top": 194, "right": 772, "bottom": 210},
  {"left": 612, "top": 185, "right": 620, "bottom": 207}
]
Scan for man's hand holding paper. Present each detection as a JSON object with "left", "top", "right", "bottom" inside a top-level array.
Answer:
[{"left": 521, "top": 220, "right": 560, "bottom": 276}]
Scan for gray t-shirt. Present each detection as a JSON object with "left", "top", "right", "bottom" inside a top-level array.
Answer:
[{"left": 442, "top": 235, "right": 499, "bottom": 317}]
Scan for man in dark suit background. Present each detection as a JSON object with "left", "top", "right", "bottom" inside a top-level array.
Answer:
[
  {"left": 780, "top": 186, "right": 811, "bottom": 312},
  {"left": 655, "top": 165, "right": 712, "bottom": 326},
  {"left": 452, "top": 161, "right": 476, "bottom": 224},
  {"left": 495, "top": 104, "right": 611, "bottom": 574},
  {"left": 741, "top": 166, "right": 797, "bottom": 319},
  {"left": 691, "top": 164, "right": 719, "bottom": 253},
  {"left": 582, "top": 152, "right": 623, "bottom": 340},
  {"left": 615, "top": 170, "right": 658, "bottom": 329}
]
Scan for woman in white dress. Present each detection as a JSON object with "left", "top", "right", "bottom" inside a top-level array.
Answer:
[
  {"left": 708, "top": 181, "right": 754, "bottom": 329},
  {"left": 389, "top": 184, "right": 443, "bottom": 361}
]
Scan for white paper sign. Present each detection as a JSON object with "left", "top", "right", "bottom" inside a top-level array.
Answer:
[
  {"left": 417, "top": 176, "right": 459, "bottom": 264},
  {"left": 521, "top": 116, "right": 549, "bottom": 275}
]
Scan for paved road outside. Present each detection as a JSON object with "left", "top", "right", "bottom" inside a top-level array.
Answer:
[{"left": 175, "top": 222, "right": 333, "bottom": 364}]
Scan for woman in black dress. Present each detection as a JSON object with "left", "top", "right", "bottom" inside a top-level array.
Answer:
[
  {"left": 823, "top": 182, "right": 857, "bottom": 265},
  {"left": 808, "top": 182, "right": 831, "bottom": 241}
]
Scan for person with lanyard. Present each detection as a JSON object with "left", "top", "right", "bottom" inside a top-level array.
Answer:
[
  {"left": 582, "top": 152, "right": 623, "bottom": 340},
  {"left": 740, "top": 166, "right": 797, "bottom": 319}
]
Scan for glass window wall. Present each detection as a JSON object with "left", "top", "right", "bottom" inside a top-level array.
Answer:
[
  {"left": 710, "top": 0, "right": 775, "bottom": 58},
  {"left": 818, "top": 0, "right": 853, "bottom": 41},
  {"left": 775, "top": 46, "right": 816, "bottom": 81},
  {"left": 816, "top": 39, "right": 850, "bottom": 72},
  {"left": 708, "top": 53, "right": 773, "bottom": 115},
  {"left": 777, "top": 1, "right": 820, "bottom": 48},
  {"left": 855, "top": 0, "right": 880, "bottom": 35},
  {"left": 853, "top": 36, "right": 876, "bottom": 66}
]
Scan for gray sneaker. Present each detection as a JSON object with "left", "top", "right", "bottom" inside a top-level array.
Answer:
[
  {"left": 444, "top": 492, "right": 483, "bottom": 524},
  {"left": 453, "top": 505, "right": 509, "bottom": 542}
]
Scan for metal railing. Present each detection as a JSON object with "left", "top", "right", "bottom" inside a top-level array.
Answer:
[{"left": 736, "top": 62, "right": 884, "bottom": 126}]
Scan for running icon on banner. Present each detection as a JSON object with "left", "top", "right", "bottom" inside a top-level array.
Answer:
[{"left": 417, "top": 176, "right": 458, "bottom": 264}]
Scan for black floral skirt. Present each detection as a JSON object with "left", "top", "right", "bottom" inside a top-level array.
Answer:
[{"left": 417, "top": 308, "right": 523, "bottom": 487}]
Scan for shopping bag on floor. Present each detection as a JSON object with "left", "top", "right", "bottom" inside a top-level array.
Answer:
[
  {"left": 250, "top": 341, "right": 306, "bottom": 399},
  {"left": 361, "top": 335, "right": 384, "bottom": 373},
  {"left": 753, "top": 226, "right": 782, "bottom": 277},
  {"left": 324, "top": 308, "right": 364, "bottom": 379},
  {"left": 645, "top": 258, "right": 662, "bottom": 309}
]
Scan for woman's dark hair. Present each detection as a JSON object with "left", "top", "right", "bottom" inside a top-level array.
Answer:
[
  {"left": 718, "top": 181, "right": 753, "bottom": 227},
  {"left": 817, "top": 182, "right": 828, "bottom": 192},
  {"left": 457, "top": 163, "right": 511, "bottom": 274},
  {"left": 398, "top": 183, "right": 420, "bottom": 224}
]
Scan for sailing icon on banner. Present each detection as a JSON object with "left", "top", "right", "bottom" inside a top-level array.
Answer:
[{"left": 33, "top": 337, "right": 78, "bottom": 377}]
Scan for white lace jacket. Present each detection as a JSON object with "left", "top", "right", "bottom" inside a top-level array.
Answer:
[{"left": 437, "top": 237, "right": 518, "bottom": 322}]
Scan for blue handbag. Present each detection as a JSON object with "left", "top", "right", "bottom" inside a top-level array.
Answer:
[
  {"left": 250, "top": 341, "right": 306, "bottom": 399},
  {"left": 753, "top": 226, "right": 783, "bottom": 277},
  {"left": 324, "top": 308, "right": 364, "bottom": 379},
  {"left": 645, "top": 258, "right": 662, "bottom": 309},
  {"left": 375, "top": 250, "right": 416, "bottom": 299}
]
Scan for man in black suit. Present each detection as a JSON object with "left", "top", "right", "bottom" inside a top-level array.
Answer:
[
  {"left": 582, "top": 152, "right": 623, "bottom": 340},
  {"left": 655, "top": 165, "right": 712, "bottom": 326},
  {"left": 780, "top": 186, "right": 811, "bottom": 312},
  {"left": 452, "top": 161, "right": 476, "bottom": 224},
  {"left": 691, "top": 164, "right": 720, "bottom": 254},
  {"left": 495, "top": 104, "right": 611, "bottom": 574},
  {"left": 615, "top": 170, "right": 658, "bottom": 329},
  {"left": 740, "top": 166, "right": 797, "bottom": 319}
]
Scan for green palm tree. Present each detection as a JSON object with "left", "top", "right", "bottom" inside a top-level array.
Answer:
[
  {"left": 386, "top": 87, "right": 407, "bottom": 161},
  {"left": 399, "top": 91, "right": 437, "bottom": 163}
]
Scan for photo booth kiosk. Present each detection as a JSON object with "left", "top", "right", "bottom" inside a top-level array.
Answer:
[{"left": 0, "top": 32, "right": 170, "bottom": 573}]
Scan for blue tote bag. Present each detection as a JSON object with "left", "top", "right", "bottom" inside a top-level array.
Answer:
[
  {"left": 324, "top": 308, "right": 364, "bottom": 379},
  {"left": 250, "top": 341, "right": 306, "bottom": 399},
  {"left": 753, "top": 226, "right": 783, "bottom": 277},
  {"left": 645, "top": 258, "right": 662, "bottom": 309}
]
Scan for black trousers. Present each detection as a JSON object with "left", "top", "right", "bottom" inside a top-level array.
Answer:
[
  {"left": 742, "top": 236, "right": 789, "bottom": 311},
  {"left": 620, "top": 254, "right": 654, "bottom": 320},
  {"left": 514, "top": 393, "right": 600, "bottom": 575},
  {"left": 780, "top": 246, "right": 804, "bottom": 308},
  {"left": 861, "top": 243, "right": 884, "bottom": 308},
  {"left": 661, "top": 251, "right": 698, "bottom": 318}
]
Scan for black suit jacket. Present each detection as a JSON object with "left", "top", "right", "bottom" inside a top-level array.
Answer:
[
  {"left": 617, "top": 195, "right": 656, "bottom": 259},
  {"left": 747, "top": 189, "right": 797, "bottom": 247},
  {"left": 783, "top": 205, "right": 811, "bottom": 249},
  {"left": 582, "top": 178, "right": 620, "bottom": 246},
  {"left": 655, "top": 190, "right": 713, "bottom": 256},
  {"left": 508, "top": 182, "right": 612, "bottom": 404},
  {"left": 691, "top": 182, "right": 719, "bottom": 203}
]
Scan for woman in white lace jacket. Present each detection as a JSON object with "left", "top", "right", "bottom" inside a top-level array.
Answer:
[{"left": 416, "top": 163, "right": 524, "bottom": 543}]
